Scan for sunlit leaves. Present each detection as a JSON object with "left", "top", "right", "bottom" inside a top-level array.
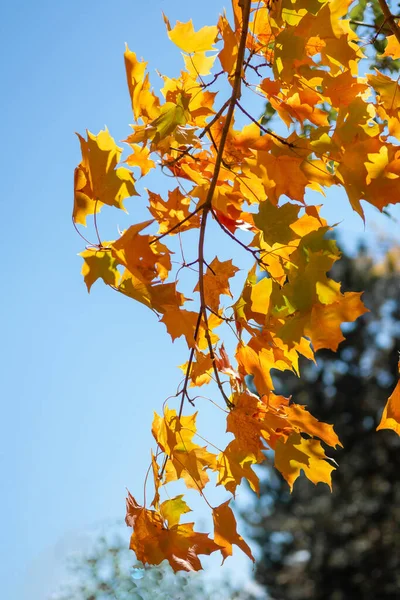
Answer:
[{"left": 74, "top": 0, "right": 400, "bottom": 574}]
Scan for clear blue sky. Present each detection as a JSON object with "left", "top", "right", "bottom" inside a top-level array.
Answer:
[{"left": 2, "top": 2, "right": 400, "bottom": 599}]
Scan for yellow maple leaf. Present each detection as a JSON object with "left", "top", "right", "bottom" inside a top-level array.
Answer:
[
  {"left": 160, "top": 495, "right": 191, "bottom": 528},
  {"left": 74, "top": 129, "right": 137, "bottom": 226},
  {"left": 275, "top": 432, "right": 336, "bottom": 490},
  {"left": 368, "top": 70, "right": 400, "bottom": 112},
  {"left": 125, "top": 144, "right": 155, "bottom": 178},
  {"left": 80, "top": 247, "right": 120, "bottom": 291},
  {"left": 166, "top": 18, "right": 218, "bottom": 54},
  {"left": 111, "top": 220, "right": 171, "bottom": 283},
  {"left": 306, "top": 292, "right": 368, "bottom": 351},
  {"left": 148, "top": 187, "right": 200, "bottom": 235},
  {"left": 124, "top": 46, "right": 160, "bottom": 122}
]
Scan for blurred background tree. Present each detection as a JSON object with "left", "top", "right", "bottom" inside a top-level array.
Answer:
[
  {"left": 48, "top": 525, "right": 264, "bottom": 600},
  {"left": 242, "top": 243, "right": 400, "bottom": 600}
]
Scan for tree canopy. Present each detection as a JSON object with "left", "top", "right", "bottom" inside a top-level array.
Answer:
[{"left": 73, "top": 0, "right": 400, "bottom": 571}]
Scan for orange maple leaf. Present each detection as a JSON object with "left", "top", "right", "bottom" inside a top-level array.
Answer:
[
  {"left": 213, "top": 501, "right": 254, "bottom": 563},
  {"left": 377, "top": 380, "right": 400, "bottom": 436},
  {"left": 126, "top": 492, "right": 220, "bottom": 572}
]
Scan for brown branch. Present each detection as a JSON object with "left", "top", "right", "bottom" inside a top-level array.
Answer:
[
  {"left": 378, "top": 0, "right": 400, "bottom": 44},
  {"left": 198, "top": 212, "right": 234, "bottom": 410},
  {"left": 178, "top": 311, "right": 203, "bottom": 419},
  {"left": 350, "top": 19, "right": 392, "bottom": 33},
  {"left": 178, "top": 0, "right": 252, "bottom": 417}
]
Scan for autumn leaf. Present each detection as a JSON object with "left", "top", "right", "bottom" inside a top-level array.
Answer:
[
  {"left": 377, "top": 379, "right": 400, "bottom": 436},
  {"left": 111, "top": 220, "right": 172, "bottom": 283},
  {"left": 194, "top": 257, "right": 239, "bottom": 312},
  {"left": 148, "top": 187, "right": 200, "bottom": 235},
  {"left": 73, "top": 129, "right": 137, "bottom": 226},
  {"left": 80, "top": 247, "right": 120, "bottom": 291},
  {"left": 216, "top": 439, "right": 260, "bottom": 495},
  {"left": 160, "top": 495, "right": 191, "bottom": 527},
  {"left": 166, "top": 19, "right": 218, "bottom": 54},
  {"left": 275, "top": 433, "right": 336, "bottom": 490},
  {"left": 161, "top": 309, "right": 201, "bottom": 348},
  {"left": 125, "top": 143, "right": 156, "bottom": 177},
  {"left": 285, "top": 403, "right": 342, "bottom": 448},
  {"left": 165, "top": 446, "right": 217, "bottom": 492},
  {"left": 213, "top": 501, "right": 254, "bottom": 563}
]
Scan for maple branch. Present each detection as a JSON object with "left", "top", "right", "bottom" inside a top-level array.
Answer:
[
  {"left": 193, "top": 0, "right": 252, "bottom": 411},
  {"left": 378, "top": 0, "right": 400, "bottom": 44},
  {"left": 350, "top": 19, "right": 392, "bottom": 33}
]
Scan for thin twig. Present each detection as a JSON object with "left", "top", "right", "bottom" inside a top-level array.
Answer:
[
  {"left": 72, "top": 217, "right": 98, "bottom": 247},
  {"left": 236, "top": 100, "right": 295, "bottom": 148},
  {"left": 178, "top": 311, "right": 203, "bottom": 418},
  {"left": 93, "top": 200, "right": 102, "bottom": 246}
]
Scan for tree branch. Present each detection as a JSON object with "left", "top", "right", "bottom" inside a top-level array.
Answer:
[
  {"left": 378, "top": 0, "right": 400, "bottom": 44},
  {"left": 178, "top": 0, "right": 252, "bottom": 416}
]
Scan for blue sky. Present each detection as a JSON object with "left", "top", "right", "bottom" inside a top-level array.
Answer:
[{"left": 2, "top": 1, "right": 400, "bottom": 599}]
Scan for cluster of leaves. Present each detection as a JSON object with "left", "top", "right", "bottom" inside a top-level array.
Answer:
[
  {"left": 243, "top": 246, "right": 400, "bottom": 599},
  {"left": 73, "top": 0, "right": 400, "bottom": 572},
  {"left": 349, "top": 0, "right": 400, "bottom": 73}
]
